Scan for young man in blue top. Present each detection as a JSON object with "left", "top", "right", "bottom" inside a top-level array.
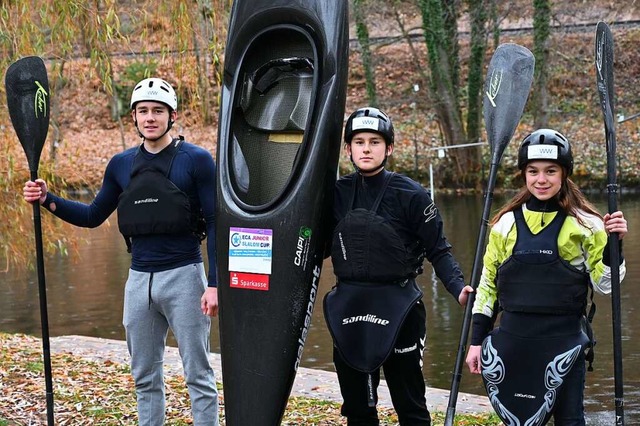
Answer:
[{"left": 23, "top": 78, "right": 219, "bottom": 425}]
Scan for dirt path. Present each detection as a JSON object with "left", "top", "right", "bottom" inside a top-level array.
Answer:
[{"left": 50, "top": 335, "right": 492, "bottom": 415}]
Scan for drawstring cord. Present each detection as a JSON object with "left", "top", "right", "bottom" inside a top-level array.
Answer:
[{"left": 148, "top": 272, "right": 154, "bottom": 309}]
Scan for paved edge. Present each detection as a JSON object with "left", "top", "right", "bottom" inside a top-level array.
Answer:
[{"left": 50, "top": 335, "right": 492, "bottom": 415}]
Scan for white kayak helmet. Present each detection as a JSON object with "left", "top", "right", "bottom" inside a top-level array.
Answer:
[{"left": 130, "top": 78, "right": 178, "bottom": 111}]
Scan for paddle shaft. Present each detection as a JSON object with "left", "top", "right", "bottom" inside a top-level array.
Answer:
[
  {"left": 606, "top": 118, "right": 624, "bottom": 426},
  {"left": 444, "top": 159, "right": 499, "bottom": 426},
  {"left": 444, "top": 43, "right": 535, "bottom": 424},
  {"left": 596, "top": 21, "right": 624, "bottom": 424},
  {"left": 30, "top": 170, "right": 55, "bottom": 426}
]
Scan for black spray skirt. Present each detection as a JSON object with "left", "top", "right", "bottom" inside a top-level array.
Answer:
[{"left": 481, "top": 313, "right": 589, "bottom": 426}]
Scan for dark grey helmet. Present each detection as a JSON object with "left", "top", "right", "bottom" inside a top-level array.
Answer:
[
  {"left": 518, "top": 128, "right": 573, "bottom": 175},
  {"left": 344, "top": 107, "right": 394, "bottom": 145}
]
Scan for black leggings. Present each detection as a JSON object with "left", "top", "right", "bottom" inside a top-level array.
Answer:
[
  {"left": 333, "top": 301, "right": 430, "bottom": 426},
  {"left": 552, "top": 350, "right": 586, "bottom": 425}
]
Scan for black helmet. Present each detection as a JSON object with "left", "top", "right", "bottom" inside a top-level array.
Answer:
[
  {"left": 517, "top": 129, "right": 573, "bottom": 176},
  {"left": 344, "top": 107, "right": 394, "bottom": 145}
]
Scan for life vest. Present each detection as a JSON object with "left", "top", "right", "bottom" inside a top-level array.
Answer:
[
  {"left": 117, "top": 137, "right": 205, "bottom": 252},
  {"left": 325, "top": 171, "right": 424, "bottom": 373},
  {"left": 497, "top": 208, "right": 589, "bottom": 315},
  {"left": 330, "top": 172, "right": 421, "bottom": 282}
]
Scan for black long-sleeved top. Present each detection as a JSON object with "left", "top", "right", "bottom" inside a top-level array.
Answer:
[{"left": 333, "top": 169, "right": 465, "bottom": 299}]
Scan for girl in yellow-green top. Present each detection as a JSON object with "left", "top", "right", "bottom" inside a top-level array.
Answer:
[{"left": 465, "top": 129, "right": 627, "bottom": 426}]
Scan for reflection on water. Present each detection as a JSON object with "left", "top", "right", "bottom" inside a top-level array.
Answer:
[{"left": 1, "top": 194, "right": 638, "bottom": 422}]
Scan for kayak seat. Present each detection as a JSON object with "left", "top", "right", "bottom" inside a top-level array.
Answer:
[
  {"left": 240, "top": 57, "right": 313, "bottom": 132},
  {"left": 231, "top": 56, "right": 314, "bottom": 206}
]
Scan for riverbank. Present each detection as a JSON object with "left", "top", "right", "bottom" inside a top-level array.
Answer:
[
  {"left": 49, "top": 335, "right": 493, "bottom": 414},
  {"left": 0, "top": 333, "right": 496, "bottom": 425}
]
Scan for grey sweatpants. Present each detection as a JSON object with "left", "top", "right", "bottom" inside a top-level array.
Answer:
[{"left": 123, "top": 263, "right": 219, "bottom": 426}]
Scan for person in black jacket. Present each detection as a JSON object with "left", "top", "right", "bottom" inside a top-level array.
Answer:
[{"left": 324, "top": 107, "right": 473, "bottom": 426}]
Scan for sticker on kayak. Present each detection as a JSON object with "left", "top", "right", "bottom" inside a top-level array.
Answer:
[
  {"left": 294, "top": 226, "right": 312, "bottom": 270},
  {"left": 229, "top": 227, "right": 273, "bottom": 274},
  {"left": 230, "top": 271, "right": 269, "bottom": 291}
]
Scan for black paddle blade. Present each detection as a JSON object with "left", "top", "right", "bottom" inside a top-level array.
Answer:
[
  {"left": 595, "top": 21, "right": 616, "bottom": 154},
  {"left": 5, "top": 56, "right": 50, "bottom": 172},
  {"left": 483, "top": 43, "right": 535, "bottom": 161}
]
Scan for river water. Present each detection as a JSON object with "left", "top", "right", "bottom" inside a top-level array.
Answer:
[{"left": 1, "top": 193, "right": 638, "bottom": 423}]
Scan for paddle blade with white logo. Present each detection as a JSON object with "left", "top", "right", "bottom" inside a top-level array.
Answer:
[{"left": 5, "top": 56, "right": 50, "bottom": 172}]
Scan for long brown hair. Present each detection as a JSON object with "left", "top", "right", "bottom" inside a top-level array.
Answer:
[{"left": 491, "top": 170, "right": 603, "bottom": 227}]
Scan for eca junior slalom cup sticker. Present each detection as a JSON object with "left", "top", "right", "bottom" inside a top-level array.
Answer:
[{"left": 229, "top": 227, "right": 272, "bottom": 291}]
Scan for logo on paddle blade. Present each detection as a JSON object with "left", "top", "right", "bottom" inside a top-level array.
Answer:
[
  {"left": 34, "top": 81, "right": 48, "bottom": 118},
  {"left": 485, "top": 68, "right": 503, "bottom": 108},
  {"left": 595, "top": 31, "right": 612, "bottom": 117},
  {"left": 595, "top": 33, "right": 605, "bottom": 81}
]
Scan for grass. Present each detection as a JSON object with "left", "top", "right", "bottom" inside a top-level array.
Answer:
[{"left": 0, "top": 332, "right": 500, "bottom": 425}]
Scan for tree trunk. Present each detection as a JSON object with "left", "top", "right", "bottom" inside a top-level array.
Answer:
[
  {"left": 391, "top": 2, "right": 429, "bottom": 92},
  {"left": 465, "top": 0, "right": 488, "bottom": 187},
  {"left": 489, "top": 0, "right": 500, "bottom": 49},
  {"left": 195, "top": 0, "right": 215, "bottom": 124},
  {"left": 532, "top": 0, "right": 551, "bottom": 128},
  {"left": 354, "top": 0, "right": 378, "bottom": 106},
  {"left": 443, "top": 0, "right": 460, "bottom": 101},
  {"left": 49, "top": 60, "right": 66, "bottom": 164},
  {"left": 420, "top": 0, "right": 469, "bottom": 185}
]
